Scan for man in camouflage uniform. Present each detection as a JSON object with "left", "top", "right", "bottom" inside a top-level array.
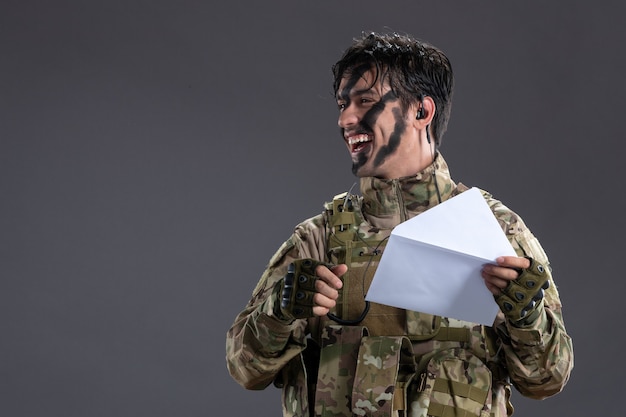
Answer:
[{"left": 226, "top": 32, "right": 573, "bottom": 417}]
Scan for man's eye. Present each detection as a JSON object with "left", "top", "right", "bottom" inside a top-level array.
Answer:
[{"left": 337, "top": 103, "right": 346, "bottom": 110}]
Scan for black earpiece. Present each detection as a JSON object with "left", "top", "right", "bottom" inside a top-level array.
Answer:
[
  {"left": 416, "top": 93, "right": 432, "bottom": 144},
  {"left": 416, "top": 94, "right": 426, "bottom": 120}
]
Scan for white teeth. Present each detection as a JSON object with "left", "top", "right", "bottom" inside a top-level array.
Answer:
[{"left": 347, "top": 135, "right": 371, "bottom": 145}]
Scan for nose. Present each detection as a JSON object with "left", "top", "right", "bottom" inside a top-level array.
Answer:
[{"left": 338, "top": 105, "right": 359, "bottom": 129}]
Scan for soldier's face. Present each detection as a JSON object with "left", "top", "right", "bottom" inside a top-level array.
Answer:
[{"left": 336, "top": 67, "right": 423, "bottom": 179}]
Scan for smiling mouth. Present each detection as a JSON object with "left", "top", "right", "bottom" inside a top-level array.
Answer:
[{"left": 346, "top": 134, "right": 373, "bottom": 154}]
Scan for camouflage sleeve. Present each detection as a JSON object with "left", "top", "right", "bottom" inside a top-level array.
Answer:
[
  {"left": 488, "top": 197, "right": 574, "bottom": 400},
  {"left": 225, "top": 216, "right": 327, "bottom": 390}
]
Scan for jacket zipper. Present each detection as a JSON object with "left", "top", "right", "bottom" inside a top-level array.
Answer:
[{"left": 393, "top": 179, "right": 407, "bottom": 223}]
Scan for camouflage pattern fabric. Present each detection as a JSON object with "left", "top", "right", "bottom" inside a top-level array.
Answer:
[
  {"left": 315, "top": 325, "right": 368, "bottom": 417},
  {"left": 225, "top": 153, "right": 573, "bottom": 417},
  {"left": 352, "top": 336, "right": 416, "bottom": 416},
  {"left": 410, "top": 348, "right": 492, "bottom": 417}
]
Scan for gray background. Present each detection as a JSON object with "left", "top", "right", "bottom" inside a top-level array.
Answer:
[{"left": 2, "top": 1, "right": 623, "bottom": 416}]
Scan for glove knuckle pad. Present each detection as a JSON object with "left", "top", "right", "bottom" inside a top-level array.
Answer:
[
  {"left": 279, "top": 258, "right": 330, "bottom": 319},
  {"left": 496, "top": 257, "right": 550, "bottom": 322}
]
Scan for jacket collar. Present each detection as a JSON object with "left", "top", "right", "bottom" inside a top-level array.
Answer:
[{"left": 358, "top": 153, "right": 458, "bottom": 230}]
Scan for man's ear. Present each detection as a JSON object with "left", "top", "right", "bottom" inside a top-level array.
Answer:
[{"left": 413, "top": 95, "right": 436, "bottom": 126}]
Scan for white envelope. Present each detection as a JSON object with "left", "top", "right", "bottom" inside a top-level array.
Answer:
[{"left": 365, "top": 187, "right": 516, "bottom": 326}]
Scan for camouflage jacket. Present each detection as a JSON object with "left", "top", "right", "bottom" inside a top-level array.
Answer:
[{"left": 226, "top": 154, "right": 573, "bottom": 417}]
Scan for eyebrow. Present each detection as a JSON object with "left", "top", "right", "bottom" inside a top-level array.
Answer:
[{"left": 336, "top": 87, "right": 376, "bottom": 101}]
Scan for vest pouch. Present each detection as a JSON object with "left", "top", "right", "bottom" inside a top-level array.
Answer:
[
  {"left": 411, "top": 348, "right": 492, "bottom": 417},
  {"left": 315, "top": 325, "right": 368, "bottom": 417},
  {"left": 352, "top": 336, "right": 416, "bottom": 417}
]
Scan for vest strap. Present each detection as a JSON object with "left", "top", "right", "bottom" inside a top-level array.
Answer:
[
  {"left": 432, "top": 378, "right": 490, "bottom": 405},
  {"left": 433, "top": 326, "right": 471, "bottom": 343},
  {"left": 406, "top": 314, "right": 471, "bottom": 343},
  {"left": 428, "top": 402, "right": 481, "bottom": 417}
]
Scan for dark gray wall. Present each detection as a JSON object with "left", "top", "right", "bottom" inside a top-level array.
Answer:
[{"left": 2, "top": 1, "right": 623, "bottom": 416}]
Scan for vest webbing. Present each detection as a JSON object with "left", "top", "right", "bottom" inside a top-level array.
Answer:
[
  {"left": 324, "top": 193, "right": 473, "bottom": 344},
  {"left": 428, "top": 403, "right": 481, "bottom": 417},
  {"left": 432, "top": 378, "right": 490, "bottom": 406},
  {"left": 317, "top": 192, "right": 506, "bottom": 416}
]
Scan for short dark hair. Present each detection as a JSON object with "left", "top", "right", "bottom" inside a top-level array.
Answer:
[{"left": 332, "top": 32, "right": 454, "bottom": 145}]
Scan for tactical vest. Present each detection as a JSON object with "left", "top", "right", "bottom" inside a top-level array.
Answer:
[{"left": 310, "top": 192, "right": 512, "bottom": 417}]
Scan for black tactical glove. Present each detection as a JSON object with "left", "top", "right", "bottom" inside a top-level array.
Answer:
[
  {"left": 495, "top": 257, "right": 550, "bottom": 323},
  {"left": 278, "top": 259, "right": 330, "bottom": 320}
]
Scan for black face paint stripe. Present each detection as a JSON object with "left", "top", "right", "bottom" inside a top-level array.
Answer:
[
  {"left": 338, "top": 68, "right": 406, "bottom": 176},
  {"left": 360, "top": 90, "right": 396, "bottom": 133},
  {"left": 339, "top": 63, "right": 378, "bottom": 141},
  {"left": 350, "top": 91, "right": 401, "bottom": 175},
  {"left": 337, "top": 63, "right": 371, "bottom": 106},
  {"left": 373, "top": 106, "right": 407, "bottom": 167},
  {"left": 351, "top": 152, "right": 368, "bottom": 175}
]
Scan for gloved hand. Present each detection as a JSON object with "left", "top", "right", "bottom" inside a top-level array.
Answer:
[
  {"left": 495, "top": 257, "right": 550, "bottom": 323},
  {"left": 278, "top": 259, "right": 332, "bottom": 320}
]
